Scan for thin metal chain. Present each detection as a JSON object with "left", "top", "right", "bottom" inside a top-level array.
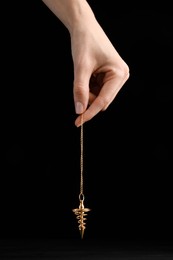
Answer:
[{"left": 80, "top": 114, "right": 84, "bottom": 196}]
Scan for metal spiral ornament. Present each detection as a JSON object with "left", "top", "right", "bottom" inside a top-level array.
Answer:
[{"left": 72, "top": 195, "right": 91, "bottom": 239}]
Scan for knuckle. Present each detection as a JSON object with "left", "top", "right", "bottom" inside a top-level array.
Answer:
[
  {"left": 73, "top": 81, "right": 85, "bottom": 90},
  {"left": 114, "top": 63, "right": 130, "bottom": 81},
  {"left": 73, "top": 81, "right": 88, "bottom": 100},
  {"left": 124, "top": 64, "right": 130, "bottom": 80}
]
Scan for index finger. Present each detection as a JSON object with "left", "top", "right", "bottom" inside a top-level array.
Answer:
[{"left": 75, "top": 75, "right": 125, "bottom": 127}]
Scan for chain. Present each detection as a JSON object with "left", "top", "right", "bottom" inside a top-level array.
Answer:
[{"left": 80, "top": 113, "right": 84, "bottom": 196}]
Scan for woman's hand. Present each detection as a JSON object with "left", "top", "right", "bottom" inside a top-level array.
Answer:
[
  {"left": 41, "top": 0, "right": 130, "bottom": 126},
  {"left": 71, "top": 18, "right": 129, "bottom": 126}
]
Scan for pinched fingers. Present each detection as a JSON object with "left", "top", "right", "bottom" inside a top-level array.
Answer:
[{"left": 75, "top": 68, "right": 129, "bottom": 127}]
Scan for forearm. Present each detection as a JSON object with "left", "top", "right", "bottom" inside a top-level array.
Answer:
[{"left": 41, "top": 0, "right": 96, "bottom": 34}]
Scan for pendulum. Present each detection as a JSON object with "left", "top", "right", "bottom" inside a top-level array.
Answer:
[
  {"left": 72, "top": 194, "right": 91, "bottom": 239},
  {"left": 72, "top": 114, "right": 91, "bottom": 239}
]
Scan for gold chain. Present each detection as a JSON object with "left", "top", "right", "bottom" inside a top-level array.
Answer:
[{"left": 80, "top": 113, "right": 84, "bottom": 196}]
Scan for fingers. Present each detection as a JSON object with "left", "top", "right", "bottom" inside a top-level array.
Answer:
[{"left": 75, "top": 69, "right": 129, "bottom": 127}]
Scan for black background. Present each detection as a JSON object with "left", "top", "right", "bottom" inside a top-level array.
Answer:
[{"left": 1, "top": 0, "right": 173, "bottom": 258}]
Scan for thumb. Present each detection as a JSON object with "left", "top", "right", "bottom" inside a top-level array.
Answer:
[{"left": 73, "top": 67, "right": 90, "bottom": 114}]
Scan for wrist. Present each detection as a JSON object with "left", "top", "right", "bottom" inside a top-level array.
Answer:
[
  {"left": 42, "top": 0, "right": 96, "bottom": 34},
  {"left": 65, "top": 0, "right": 96, "bottom": 34}
]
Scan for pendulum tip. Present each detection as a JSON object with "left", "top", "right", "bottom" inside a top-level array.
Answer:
[{"left": 80, "top": 228, "right": 85, "bottom": 239}]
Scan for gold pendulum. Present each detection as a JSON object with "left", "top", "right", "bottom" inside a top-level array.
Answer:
[{"left": 72, "top": 113, "right": 91, "bottom": 239}]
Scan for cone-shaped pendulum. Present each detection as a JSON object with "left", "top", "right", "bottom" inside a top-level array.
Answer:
[{"left": 72, "top": 194, "right": 91, "bottom": 239}]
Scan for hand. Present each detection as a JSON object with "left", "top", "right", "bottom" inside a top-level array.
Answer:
[
  {"left": 41, "top": 0, "right": 129, "bottom": 126},
  {"left": 71, "top": 19, "right": 129, "bottom": 127}
]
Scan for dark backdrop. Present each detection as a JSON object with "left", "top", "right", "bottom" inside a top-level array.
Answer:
[{"left": 1, "top": 0, "right": 173, "bottom": 249}]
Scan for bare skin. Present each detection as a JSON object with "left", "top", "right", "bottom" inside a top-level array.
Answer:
[{"left": 42, "top": 0, "right": 130, "bottom": 126}]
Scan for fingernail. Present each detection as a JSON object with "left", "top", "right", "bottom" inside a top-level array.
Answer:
[{"left": 75, "top": 102, "right": 83, "bottom": 114}]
